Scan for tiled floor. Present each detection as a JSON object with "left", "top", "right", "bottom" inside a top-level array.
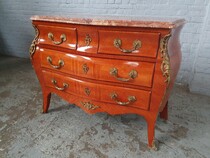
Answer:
[{"left": 0, "top": 56, "right": 210, "bottom": 158}]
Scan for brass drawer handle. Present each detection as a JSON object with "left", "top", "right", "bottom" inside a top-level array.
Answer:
[
  {"left": 114, "top": 39, "right": 141, "bottom": 53},
  {"left": 47, "top": 56, "right": 64, "bottom": 69},
  {"left": 110, "top": 68, "right": 138, "bottom": 82},
  {"left": 51, "top": 79, "right": 68, "bottom": 91},
  {"left": 48, "top": 32, "right": 66, "bottom": 45},
  {"left": 110, "top": 93, "right": 136, "bottom": 106}
]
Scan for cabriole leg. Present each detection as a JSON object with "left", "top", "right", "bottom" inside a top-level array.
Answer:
[
  {"left": 42, "top": 91, "right": 51, "bottom": 113},
  {"left": 147, "top": 118, "right": 158, "bottom": 151},
  {"left": 160, "top": 101, "right": 168, "bottom": 121}
]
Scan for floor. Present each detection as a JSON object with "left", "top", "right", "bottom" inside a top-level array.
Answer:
[{"left": 0, "top": 55, "right": 210, "bottom": 158}]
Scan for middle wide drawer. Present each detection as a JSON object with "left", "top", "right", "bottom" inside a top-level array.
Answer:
[
  {"left": 42, "top": 70, "right": 151, "bottom": 110},
  {"left": 40, "top": 48, "right": 155, "bottom": 88}
]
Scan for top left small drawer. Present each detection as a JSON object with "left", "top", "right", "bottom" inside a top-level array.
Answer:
[{"left": 38, "top": 25, "right": 77, "bottom": 50}]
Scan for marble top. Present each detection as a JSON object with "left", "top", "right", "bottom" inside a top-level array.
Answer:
[{"left": 31, "top": 15, "right": 186, "bottom": 29}]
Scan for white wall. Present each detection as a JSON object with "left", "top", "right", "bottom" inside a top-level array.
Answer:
[
  {"left": 189, "top": 2, "right": 210, "bottom": 96},
  {"left": 0, "top": 0, "right": 209, "bottom": 95}
]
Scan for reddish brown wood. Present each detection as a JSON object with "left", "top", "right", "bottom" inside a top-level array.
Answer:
[
  {"left": 77, "top": 29, "right": 98, "bottom": 53},
  {"left": 98, "top": 30, "right": 160, "bottom": 58},
  {"left": 40, "top": 48, "right": 155, "bottom": 88},
  {"left": 30, "top": 17, "right": 185, "bottom": 149},
  {"left": 160, "top": 101, "right": 168, "bottom": 120},
  {"left": 38, "top": 25, "right": 77, "bottom": 50},
  {"left": 42, "top": 70, "right": 151, "bottom": 110},
  {"left": 43, "top": 90, "right": 51, "bottom": 113}
]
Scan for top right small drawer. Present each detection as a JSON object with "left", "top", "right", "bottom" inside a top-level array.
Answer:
[{"left": 98, "top": 30, "right": 160, "bottom": 58}]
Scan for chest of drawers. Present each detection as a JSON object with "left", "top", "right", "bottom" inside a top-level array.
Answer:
[{"left": 30, "top": 15, "right": 185, "bottom": 150}]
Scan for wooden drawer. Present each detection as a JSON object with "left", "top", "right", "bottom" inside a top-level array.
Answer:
[
  {"left": 42, "top": 70, "right": 151, "bottom": 110},
  {"left": 42, "top": 70, "right": 99, "bottom": 100},
  {"left": 100, "top": 85, "right": 151, "bottom": 111},
  {"left": 98, "top": 30, "right": 160, "bottom": 58},
  {"left": 38, "top": 25, "right": 77, "bottom": 49},
  {"left": 77, "top": 29, "right": 98, "bottom": 53},
  {"left": 40, "top": 48, "right": 155, "bottom": 88}
]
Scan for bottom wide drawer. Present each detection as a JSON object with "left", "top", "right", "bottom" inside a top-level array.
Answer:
[{"left": 42, "top": 70, "right": 151, "bottom": 110}]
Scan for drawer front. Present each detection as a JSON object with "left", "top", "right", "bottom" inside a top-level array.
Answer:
[
  {"left": 38, "top": 25, "right": 77, "bottom": 49},
  {"left": 40, "top": 48, "right": 95, "bottom": 79},
  {"left": 42, "top": 70, "right": 151, "bottom": 110},
  {"left": 98, "top": 30, "right": 160, "bottom": 58},
  {"left": 77, "top": 29, "right": 98, "bottom": 53},
  {"left": 42, "top": 70, "right": 99, "bottom": 100},
  {"left": 100, "top": 85, "right": 151, "bottom": 110},
  {"left": 40, "top": 48, "right": 155, "bottom": 88}
]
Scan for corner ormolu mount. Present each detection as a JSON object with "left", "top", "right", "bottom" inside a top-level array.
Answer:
[
  {"left": 29, "top": 25, "right": 39, "bottom": 59},
  {"left": 160, "top": 34, "right": 171, "bottom": 86}
]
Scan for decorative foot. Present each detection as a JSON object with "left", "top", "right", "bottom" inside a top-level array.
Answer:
[
  {"left": 146, "top": 117, "right": 157, "bottom": 151},
  {"left": 42, "top": 109, "right": 48, "bottom": 114},
  {"left": 149, "top": 140, "right": 159, "bottom": 151}
]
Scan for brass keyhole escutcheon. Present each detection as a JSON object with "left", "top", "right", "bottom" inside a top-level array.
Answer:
[
  {"left": 84, "top": 87, "right": 91, "bottom": 96},
  {"left": 82, "top": 63, "right": 89, "bottom": 74},
  {"left": 85, "top": 34, "right": 92, "bottom": 46}
]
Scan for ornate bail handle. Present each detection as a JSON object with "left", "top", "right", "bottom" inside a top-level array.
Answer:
[
  {"left": 114, "top": 39, "right": 141, "bottom": 53},
  {"left": 51, "top": 79, "right": 68, "bottom": 91},
  {"left": 48, "top": 32, "right": 66, "bottom": 45},
  {"left": 110, "top": 93, "right": 136, "bottom": 106},
  {"left": 110, "top": 68, "right": 138, "bottom": 82},
  {"left": 47, "top": 56, "right": 64, "bottom": 69}
]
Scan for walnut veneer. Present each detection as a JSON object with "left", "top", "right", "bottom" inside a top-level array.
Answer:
[{"left": 30, "top": 15, "right": 185, "bottom": 150}]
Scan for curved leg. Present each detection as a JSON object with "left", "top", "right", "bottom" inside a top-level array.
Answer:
[
  {"left": 160, "top": 101, "right": 168, "bottom": 121},
  {"left": 146, "top": 117, "right": 158, "bottom": 150},
  {"left": 43, "top": 91, "right": 51, "bottom": 113}
]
